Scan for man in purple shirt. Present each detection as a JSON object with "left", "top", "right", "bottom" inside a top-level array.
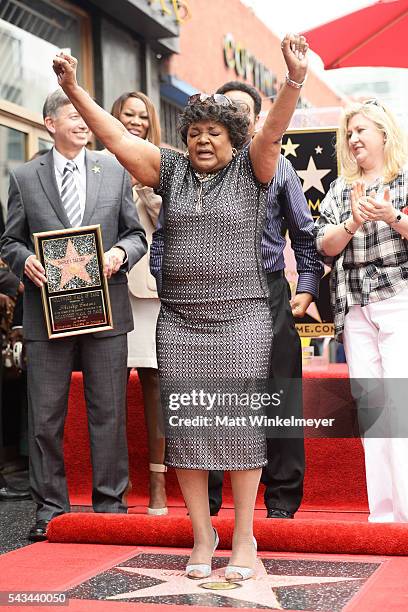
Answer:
[{"left": 150, "top": 81, "right": 323, "bottom": 518}]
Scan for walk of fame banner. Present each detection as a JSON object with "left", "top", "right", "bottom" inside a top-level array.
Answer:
[
  {"left": 34, "top": 225, "right": 113, "bottom": 339},
  {"left": 281, "top": 129, "right": 338, "bottom": 337}
]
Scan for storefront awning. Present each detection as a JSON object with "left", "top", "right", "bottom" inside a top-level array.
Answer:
[
  {"left": 160, "top": 75, "right": 198, "bottom": 107},
  {"left": 89, "top": 0, "right": 179, "bottom": 41}
]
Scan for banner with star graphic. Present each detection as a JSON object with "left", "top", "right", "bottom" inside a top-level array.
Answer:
[{"left": 282, "top": 129, "right": 339, "bottom": 337}]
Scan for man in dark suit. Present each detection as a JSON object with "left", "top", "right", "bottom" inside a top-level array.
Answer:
[{"left": 0, "top": 89, "right": 147, "bottom": 540}]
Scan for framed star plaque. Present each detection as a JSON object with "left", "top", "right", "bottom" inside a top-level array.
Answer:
[{"left": 33, "top": 225, "right": 113, "bottom": 339}]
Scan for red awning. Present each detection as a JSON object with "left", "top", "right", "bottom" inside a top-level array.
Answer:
[{"left": 302, "top": 0, "right": 408, "bottom": 69}]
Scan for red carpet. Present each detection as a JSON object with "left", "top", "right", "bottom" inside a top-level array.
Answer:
[
  {"left": 65, "top": 367, "right": 368, "bottom": 511},
  {"left": 48, "top": 513, "right": 408, "bottom": 556},
  {"left": 58, "top": 368, "right": 402, "bottom": 557},
  {"left": 3, "top": 365, "right": 406, "bottom": 610}
]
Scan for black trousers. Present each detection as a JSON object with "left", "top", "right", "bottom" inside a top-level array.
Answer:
[{"left": 208, "top": 272, "right": 304, "bottom": 514}]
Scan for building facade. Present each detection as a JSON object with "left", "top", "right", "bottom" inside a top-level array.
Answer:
[
  {"left": 0, "top": 0, "right": 345, "bottom": 218},
  {"left": 0, "top": 0, "right": 181, "bottom": 218},
  {"left": 160, "top": 0, "right": 344, "bottom": 148}
]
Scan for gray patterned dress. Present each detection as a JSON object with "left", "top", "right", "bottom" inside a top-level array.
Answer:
[{"left": 156, "top": 146, "right": 273, "bottom": 470}]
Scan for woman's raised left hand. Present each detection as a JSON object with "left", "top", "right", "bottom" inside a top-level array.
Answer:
[
  {"left": 281, "top": 33, "right": 308, "bottom": 84},
  {"left": 358, "top": 186, "right": 397, "bottom": 224}
]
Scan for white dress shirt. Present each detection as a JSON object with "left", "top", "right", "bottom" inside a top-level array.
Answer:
[{"left": 53, "top": 147, "right": 86, "bottom": 222}]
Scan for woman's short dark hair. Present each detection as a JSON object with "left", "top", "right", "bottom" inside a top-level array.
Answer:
[{"left": 178, "top": 100, "right": 250, "bottom": 150}]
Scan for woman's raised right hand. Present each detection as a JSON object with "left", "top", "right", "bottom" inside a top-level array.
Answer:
[
  {"left": 281, "top": 33, "right": 308, "bottom": 85},
  {"left": 52, "top": 52, "right": 78, "bottom": 91}
]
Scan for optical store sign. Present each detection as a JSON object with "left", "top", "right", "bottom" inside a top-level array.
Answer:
[{"left": 223, "top": 33, "right": 277, "bottom": 98}]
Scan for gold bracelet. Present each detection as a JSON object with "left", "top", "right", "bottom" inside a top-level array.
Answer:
[{"left": 343, "top": 221, "right": 355, "bottom": 235}]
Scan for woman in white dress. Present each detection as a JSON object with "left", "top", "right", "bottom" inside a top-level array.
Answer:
[{"left": 111, "top": 92, "right": 167, "bottom": 514}]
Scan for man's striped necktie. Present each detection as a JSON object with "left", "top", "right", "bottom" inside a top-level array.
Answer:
[{"left": 61, "top": 160, "right": 82, "bottom": 226}]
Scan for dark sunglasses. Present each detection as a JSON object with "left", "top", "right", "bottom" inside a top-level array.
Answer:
[
  {"left": 363, "top": 98, "right": 385, "bottom": 110},
  {"left": 187, "top": 93, "right": 233, "bottom": 106}
]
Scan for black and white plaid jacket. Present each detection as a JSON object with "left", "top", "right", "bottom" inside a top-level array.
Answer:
[{"left": 314, "top": 168, "right": 408, "bottom": 341}]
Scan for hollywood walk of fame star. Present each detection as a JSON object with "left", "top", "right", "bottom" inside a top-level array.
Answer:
[
  {"left": 281, "top": 137, "right": 300, "bottom": 158},
  {"left": 297, "top": 156, "right": 331, "bottom": 195},
  {"left": 315, "top": 145, "right": 323, "bottom": 154},
  {"left": 106, "top": 557, "right": 361, "bottom": 608},
  {"left": 46, "top": 239, "right": 95, "bottom": 289}
]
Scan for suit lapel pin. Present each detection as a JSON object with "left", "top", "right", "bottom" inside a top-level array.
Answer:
[{"left": 92, "top": 164, "right": 101, "bottom": 174}]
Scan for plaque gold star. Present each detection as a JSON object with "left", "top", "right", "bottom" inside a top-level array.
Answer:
[
  {"left": 281, "top": 137, "right": 300, "bottom": 158},
  {"left": 46, "top": 239, "right": 95, "bottom": 289}
]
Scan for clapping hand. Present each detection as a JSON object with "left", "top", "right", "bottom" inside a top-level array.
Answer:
[
  {"left": 281, "top": 33, "right": 308, "bottom": 85},
  {"left": 350, "top": 181, "right": 366, "bottom": 227},
  {"left": 52, "top": 52, "right": 78, "bottom": 91},
  {"left": 358, "top": 185, "right": 396, "bottom": 224}
]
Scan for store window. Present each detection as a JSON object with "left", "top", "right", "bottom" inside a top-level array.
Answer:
[
  {"left": 38, "top": 138, "right": 53, "bottom": 152},
  {"left": 160, "top": 98, "right": 184, "bottom": 150},
  {"left": 0, "top": 0, "right": 90, "bottom": 220},
  {"left": 0, "top": 0, "right": 92, "bottom": 115},
  {"left": 100, "top": 18, "right": 142, "bottom": 113},
  {"left": 0, "top": 117, "right": 53, "bottom": 221},
  {"left": 0, "top": 123, "right": 26, "bottom": 221}
]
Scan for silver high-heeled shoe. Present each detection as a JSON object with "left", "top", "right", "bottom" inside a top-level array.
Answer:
[
  {"left": 225, "top": 536, "right": 257, "bottom": 581},
  {"left": 185, "top": 527, "right": 219, "bottom": 580}
]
